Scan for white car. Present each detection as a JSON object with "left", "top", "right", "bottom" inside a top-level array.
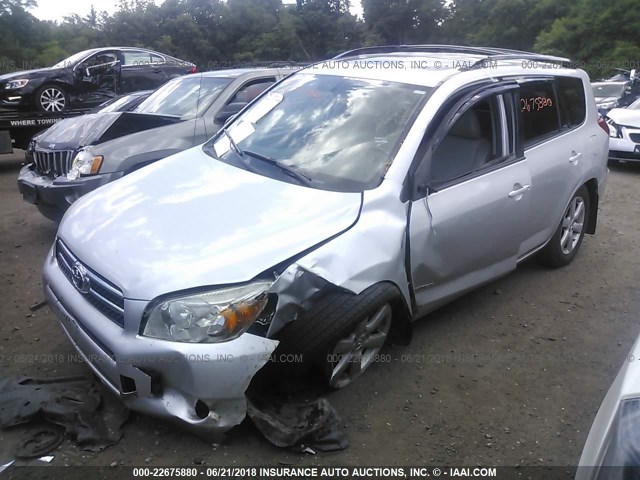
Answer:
[{"left": 606, "top": 98, "right": 640, "bottom": 162}]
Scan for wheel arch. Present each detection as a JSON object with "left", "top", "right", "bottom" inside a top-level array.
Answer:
[{"left": 583, "top": 178, "right": 599, "bottom": 235}]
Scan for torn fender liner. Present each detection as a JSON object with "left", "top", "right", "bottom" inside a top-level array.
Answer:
[
  {"left": 0, "top": 376, "right": 129, "bottom": 452},
  {"left": 246, "top": 395, "right": 349, "bottom": 452}
]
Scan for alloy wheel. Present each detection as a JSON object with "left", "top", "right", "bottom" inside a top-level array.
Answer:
[
  {"left": 40, "top": 88, "right": 66, "bottom": 112},
  {"left": 328, "top": 303, "right": 392, "bottom": 389},
  {"left": 560, "top": 196, "right": 585, "bottom": 255}
]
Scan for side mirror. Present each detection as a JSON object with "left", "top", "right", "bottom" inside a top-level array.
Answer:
[
  {"left": 631, "top": 69, "right": 637, "bottom": 79},
  {"left": 215, "top": 102, "right": 247, "bottom": 124}
]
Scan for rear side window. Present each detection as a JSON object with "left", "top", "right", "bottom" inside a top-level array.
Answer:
[
  {"left": 519, "top": 80, "right": 560, "bottom": 145},
  {"left": 556, "top": 76, "right": 586, "bottom": 128}
]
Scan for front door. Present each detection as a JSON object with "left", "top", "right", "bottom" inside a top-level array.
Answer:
[
  {"left": 409, "top": 89, "right": 532, "bottom": 314},
  {"left": 74, "top": 50, "right": 120, "bottom": 105}
]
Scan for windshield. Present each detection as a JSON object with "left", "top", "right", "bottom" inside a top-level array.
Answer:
[
  {"left": 592, "top": 83, "right": 625, "bottom": 98},
  {"left": 52, "top": 50, "right": 95, "bottom": 69},
  {"left": 135, "top": 76, "right": 230, "bottom": 119},
  {"left": 206, "top": 73, "right": 430, "bottom": 191},
  {"left": 96, "top": 94, "right": 143, "bottom": 113}
]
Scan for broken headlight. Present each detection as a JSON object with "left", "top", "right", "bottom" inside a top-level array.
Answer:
[
  {"left": 67, "top": 148, "right": 103, "bottom": 180},
  {"left": 142, "top": 282, "right": 271, "bottom": 343}
]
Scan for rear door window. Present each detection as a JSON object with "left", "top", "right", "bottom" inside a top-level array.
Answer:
[{"left": 519, "top": 80, "right": 560, "bottom": 146}]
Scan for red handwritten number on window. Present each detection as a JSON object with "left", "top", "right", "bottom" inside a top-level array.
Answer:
[{"left": 521, "top": 96, "right": 553, "bottom": 112}]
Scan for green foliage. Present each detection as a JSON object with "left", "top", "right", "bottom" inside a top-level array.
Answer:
[{"left": 0, "top": 0, "right": 637, "bottom": 79}]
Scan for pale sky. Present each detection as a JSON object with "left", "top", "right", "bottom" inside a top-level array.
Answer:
[{"left": 31, "top": 0, "right": 363, "bottom": 22}]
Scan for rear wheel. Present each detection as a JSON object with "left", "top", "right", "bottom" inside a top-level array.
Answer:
[
  {"left": 538, "top": 186, "right": 590, "bottom": 268},
  {"left": 35, "top": 85, "right": 68, "bottom": 112}
]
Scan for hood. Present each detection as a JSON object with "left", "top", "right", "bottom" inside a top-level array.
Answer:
[
  {"left": 606, "top": 108, "right": 640, "bottom": 128},
  {"left": 595, "top": 96, "right": 619, "bottom": 104},
  {"left": 0, "top": 67, "right": 64, "bottom": 82},
  {"left": 35, "top": 112, "right": 182, "bottom": 150},
  {"left": 58, "top": 146, "right": 362, "bottom": 300}
]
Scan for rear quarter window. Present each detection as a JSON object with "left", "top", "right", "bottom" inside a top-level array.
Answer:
[{"left": 556, "top": 76, "right": 586, "bottom": 128}]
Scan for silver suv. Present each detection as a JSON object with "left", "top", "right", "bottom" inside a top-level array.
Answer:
[{"left": 43, "top": 46, "right": 609, "bottom": 436}]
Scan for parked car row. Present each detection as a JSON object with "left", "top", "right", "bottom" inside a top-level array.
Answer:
[
  {"left": 23, "top": 45, "right": 609, "bottom": 441},
  {"left": 17, "top": 68, "right": 287, "bottom": 220}
]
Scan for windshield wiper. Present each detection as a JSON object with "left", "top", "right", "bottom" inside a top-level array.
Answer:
[
  {"left": 222, "top": 128, "right": 244, "bottom": 157},
  {"left": 243, "top": 150, "right": 312, "bottom": 186}
]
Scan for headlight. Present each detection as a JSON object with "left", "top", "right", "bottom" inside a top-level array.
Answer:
[
  {"left": 606, "top": 118, "right": 622, "bottom": 138},
  {"left": 595, "top": 398, "right": 640, "bottom": 476},
  {"left": 5, "top": 79, "right": 28, "bottom": 90},
  {"left": 142, "top": 281, "right": 272, "bottom": 343},
  {"left": 66, "top": 148, "right": 103, "bottom": 180}
]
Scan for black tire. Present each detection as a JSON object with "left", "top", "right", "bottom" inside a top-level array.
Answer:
[
  {"left": 35, "top": 85, "right": 69, "bottom": 113},
  {"left": 538, "top": 185, "right": 590, "bottom": 268},
  {"left": 274, "top": 283, "right": 399, "bottom": 386}
]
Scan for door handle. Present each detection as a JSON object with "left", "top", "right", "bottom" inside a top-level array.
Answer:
[
  {"left": 569, "top": 151, "right": 582, "bottom": 163},
  {"left": 508, "top": 184, "right": 531, "bottom": 198}
]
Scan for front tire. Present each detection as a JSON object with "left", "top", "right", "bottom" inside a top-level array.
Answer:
[
  {"left": 538, "top": 185, "right": 590, "bottom": 268},
  {"left": 275, "top": 283, "right": 399, "bottom": 388},
  {"left": 35, "top": 85, "right": 68, "bottom": 113}
]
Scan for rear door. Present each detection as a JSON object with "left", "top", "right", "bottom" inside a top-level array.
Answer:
[
  {"left": 517, "top": 77, "right": 587, "bottom": 254},
  {"left": 119, "top": 49, "right": 168, "bottom": 93},
  {"left": 409, "top": 84, "right": 532, "bottom": 314}
]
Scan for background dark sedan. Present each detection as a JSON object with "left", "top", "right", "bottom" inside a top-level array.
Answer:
[{"left": 0, "top": 47, "right": 195, "bottom": 113}]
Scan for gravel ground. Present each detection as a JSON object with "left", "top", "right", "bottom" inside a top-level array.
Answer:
[{"left": 0, "top": 151, "right": 639, "bottom": 469}]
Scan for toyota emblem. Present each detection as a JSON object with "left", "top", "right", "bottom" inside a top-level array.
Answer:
[{"left": 71, "top": 261, "right": 90, "bottom": 294}]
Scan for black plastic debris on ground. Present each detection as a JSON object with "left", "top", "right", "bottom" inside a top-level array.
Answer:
[
  {"left": 246, "top": 394, "right": 349, "bottom": 452},
  {"left": 0, "top": 376, "right": 129, "bottom": 455}
]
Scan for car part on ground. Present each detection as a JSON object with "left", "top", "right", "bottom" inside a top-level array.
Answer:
[
  {"left": 17, "top": 68, "right": 292, "bottom": 221},
  {"left": 43, "top": 45, "right": 609, "bottom": 437},
  {"left": 246, "top": 395, "right": 348, "bottom": 452},
  {"left": 0, "top": 376, "right": 129, "bottom": 452}
]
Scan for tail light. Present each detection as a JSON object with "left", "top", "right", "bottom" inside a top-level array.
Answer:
[
  {"left": 597, "top": 114, "right": 609, "bottom": 134},
  {"left": 190, "top": 65, "right": 197, "bottom": 74}
]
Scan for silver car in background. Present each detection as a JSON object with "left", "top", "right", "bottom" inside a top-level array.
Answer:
[{"left": 43, "top": 46, "right": 609, "bottom": 436}]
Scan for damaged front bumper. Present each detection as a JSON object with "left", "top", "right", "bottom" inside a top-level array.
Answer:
[
  {"left": 43, "top": 247, "right": 279, "bottom": 437},
  {"left": 17, "top": 164, "right": 123, "bottom": 221}
]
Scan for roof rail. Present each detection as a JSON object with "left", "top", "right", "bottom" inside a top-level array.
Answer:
[
  {"left": 333, "top": 45, "right": 571, "bottom": 69},
  {"left": 463, "top": 53, "right": 571, "bottom": 70},
  {"left": 333, "top": 45, "right": 534, "bottom": 59}
]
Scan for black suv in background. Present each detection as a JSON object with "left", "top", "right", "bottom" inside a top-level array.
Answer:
[{"left": 0, "top": 47, "right": 195, "bottom": 112}]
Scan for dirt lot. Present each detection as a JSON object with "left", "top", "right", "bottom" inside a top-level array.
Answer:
[{"left": 1, "top": 151, "right": 639, "bottom": 469}]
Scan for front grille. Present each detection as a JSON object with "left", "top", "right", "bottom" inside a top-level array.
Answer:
[
  {"left": 55, "top": 239, "right": 125, "bottom": 328},
  {"left": 628, "top": 133, "right": 640, "bottom": 143},
  {"left": 33, "top": 149, "right": 75, "bottom": 177}
]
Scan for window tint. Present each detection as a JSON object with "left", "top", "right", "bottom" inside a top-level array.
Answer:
[
  {"left": 228, "top": 78, "right": 276, "bottom": 105},
  {"left": 520, "top": 81, "right": 560, "bottom": 145},
  {"left": 556, "top": 77, "right": 586, "bottom": 128},
  {"left": 430, "top": 98, "right": 502, "bottom": 185}
]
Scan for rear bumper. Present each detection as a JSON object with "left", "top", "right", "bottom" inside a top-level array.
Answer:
[
  {"left": 17, "top": 164, "right": 122, "bottom": 220},
  {"left": 43, "top": 245, "right": 279, "bottom": 436}
]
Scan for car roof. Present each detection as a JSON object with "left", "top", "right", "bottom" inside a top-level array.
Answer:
[
  {"left": 200, "top": 68, "right": 283, "bottom": 79},
  {"left": 305, "top": 54, "right": 579, "bottom": 88}
]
